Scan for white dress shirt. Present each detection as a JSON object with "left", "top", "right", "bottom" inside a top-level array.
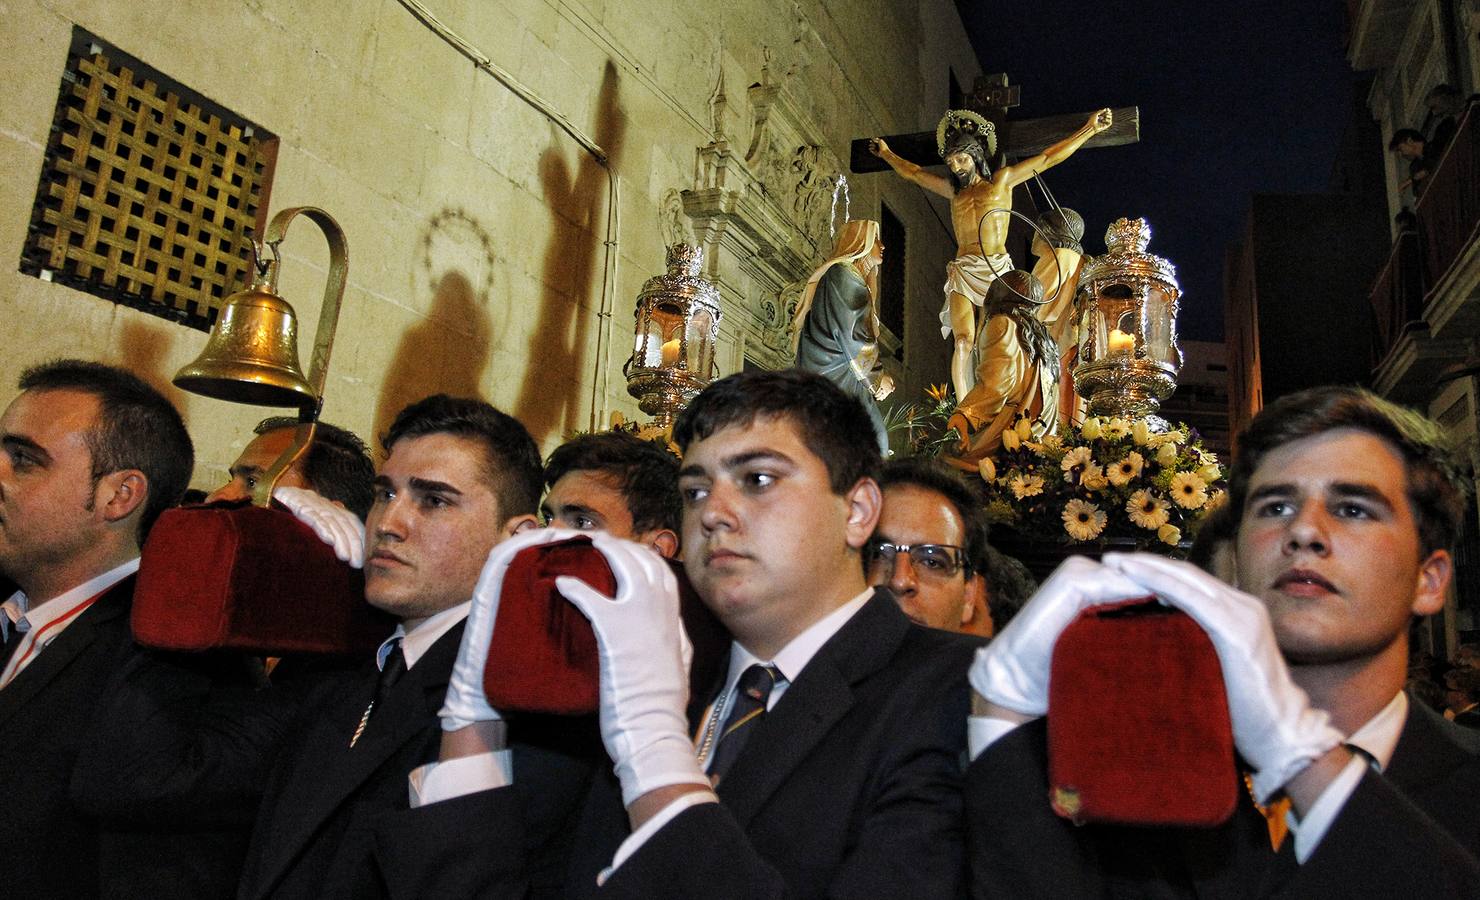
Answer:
[{"left": 0, "top": 557, "right": 139, "bottom": 690}]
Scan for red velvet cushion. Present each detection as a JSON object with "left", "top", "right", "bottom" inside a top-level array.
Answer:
[
  {"left": 133, "top": 501, "right": 390, "bottom": 656},
  {"left": 1047, "top": 599, "right": 1238, "bottom": 827},
  {"left": 483, "top": 537, "right": 608, "bottom": 715}
]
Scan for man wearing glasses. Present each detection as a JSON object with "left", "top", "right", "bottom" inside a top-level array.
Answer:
[{"left": 868, "top": 458, "right": 994, "bottom": 636}]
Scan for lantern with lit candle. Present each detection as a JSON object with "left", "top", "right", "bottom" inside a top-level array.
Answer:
[
  {"left": 1073, "top": 217, "right": 1183, "bottom": 424},
  {"left": 624, "top": 243, "right": 723, "bottom": 430}
]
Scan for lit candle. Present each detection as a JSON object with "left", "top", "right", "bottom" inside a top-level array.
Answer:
[
  {"left": 660, "top": 338, "right": 682, "bottom": 367},
  {"left": 1107, "top": 328, "right": 1135, "bottom": 356}
]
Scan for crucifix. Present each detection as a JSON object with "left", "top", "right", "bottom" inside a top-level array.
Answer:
[{"left": 851, "top": 72, "right": 1139, "bottom": 407}]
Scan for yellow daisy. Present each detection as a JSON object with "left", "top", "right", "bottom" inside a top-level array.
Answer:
[
  {"left": 1170, "top": 471, "right": 1209, "bottom": 509},
  {"left": 1107, "top": 451, "right": 1144, "bottom": 486},
  {"left": 1126, "top": 489, "right": 1170, "bottom": 530},
  {"left": 1063, "top": 498, "right": 1107, "bottom": 541}
]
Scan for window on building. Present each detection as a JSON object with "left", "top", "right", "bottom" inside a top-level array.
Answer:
[
  {"left": 879, "top": 203, "right": 906, "bottom": 360},
  {"left": 19, "top": 28, "right": 278, "bottom": 331}
]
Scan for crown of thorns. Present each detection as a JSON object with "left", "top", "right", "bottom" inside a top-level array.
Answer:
[{"left": 936, "top": 110, "right": 996, "bottom": 159}]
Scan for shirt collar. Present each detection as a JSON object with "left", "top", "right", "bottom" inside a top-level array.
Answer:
[
  {"left": 1347, "top": 691, "right": 1408, "bottom": 771},
  {"left": 723, "top": 586, "right": 875, "bottom": 697},
  {"left": 376, "top": 600, "right": 471, "bottom": 671},
  {"left": 14, "top": 557, "right": 140, "bottom": 633}
]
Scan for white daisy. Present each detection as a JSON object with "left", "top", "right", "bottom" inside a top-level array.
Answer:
[
  {"left": 1126, "top": 489, "right": 1170, "bottom": 530},
  {"left": 1170, "top": 471, "right": 1209, "bottom": 509},
  {"left": 1063, "top": 498, "right": 1107, "bottom": 541},
  {"left": 1107, "top": 451, "right": 1144, "bottom": 486}
]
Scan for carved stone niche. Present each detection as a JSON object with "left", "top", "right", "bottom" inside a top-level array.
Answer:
[{"left": 680, "top": 58, "right": 844, "bottom": 371}]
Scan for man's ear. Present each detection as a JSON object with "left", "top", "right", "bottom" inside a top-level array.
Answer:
[
  {"left": 1412, "top": 548, "right": 1453, "bottom": 618},
  {"left": 504, "top": 514, "right": 541, "bottom": 539},
  {"left": 843, "top": 477, "right": 883, "bottom": 550},
  {"left": 641, "top": 528, "right": 680, "bottom": 559},
  {"left": 962, "top": 573, "right": 987, "bottom": 627},
  {"left": 96, "top": 469, "right": 148, "bottom": 526}
]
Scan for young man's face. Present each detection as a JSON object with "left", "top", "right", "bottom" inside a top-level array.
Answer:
[
  {"left": 205, "top": 427, "right": 310, "bottom": 504},
  {"left": 870, "top": 483, "right": 983, "bottom": 632},
  {"left": 541, "top": 468, "right": 676, "bottom": 558},
  {"left": 1234, "top": 428, "right": 1451, "bottom": 666},
  {"left": 679, "top": 415, "right": 877, "bottom": 655},
  {"left": 364, "top": 432, "right": 513, "bottom": 627},
  {"left": 0, "top": 389, "right": 109, "bottom": 588}
]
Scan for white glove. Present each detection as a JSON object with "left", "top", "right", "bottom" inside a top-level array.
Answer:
[
  {"left": 969, "top": 555, "right": 1148, "bottom": 716},
  {"left": 440, "top": 527, "right": 585, "bottom": 732},
  {"left": 273, "top": 485, "right": 365, "bottom": 568},
  {"left": 555, "top": 532, "right": 707, "bottom": 806},
  {"left": 1102, "top": 552, "right": 1344, "bottom": 802}
]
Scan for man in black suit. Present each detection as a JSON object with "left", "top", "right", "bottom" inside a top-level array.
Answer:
[
  {"left": 561, "top": 369, "right": 981, "bottom": 898},
  {"left": 0, "top": 359, "right": 193, "bottom": 898},
  {"left": 965, "top": 385, "right": 1480, "bottom": 896},
  {"left": 237, "top": 394, "right": 602, "bottom": 899}
]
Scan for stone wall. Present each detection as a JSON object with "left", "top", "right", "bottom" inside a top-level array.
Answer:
[{"left": 0, "top": 0, "right": 978, "bottom": 485}]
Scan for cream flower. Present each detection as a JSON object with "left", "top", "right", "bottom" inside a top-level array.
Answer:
[
  {"left": 1107, "top": 451, "right": 1144, "bottom": 486},
  {"left": 1063, "top": 498, "right": 1107, "bottom": 541},
  {"left": 1061, "top": 446, "right": 1094, "bottom": 478},
  {"left": 1205, "top": 488, "right": 1229, "bottom": 511},
  {"left": 1016, "top": 418, "right": 1035, "bottom": 440},
  {"left": 1080, "top": 417, "right": 1103, "bottom": 439},
  {"left": 1158, "top": 523, "right": 1182, "bottom": 545},
  {"left": 1010, "top": 473, "right": 1045, "bottom": 499},
  {"left": 1131, "top": 419, "right": 1152, "bottom": 446},
  {"left": 1103, "top": 417, "right": 1131, "bottom": 440},
  {"left": 1170, "top": 471, "right": 1209, "bottom": 509},
  {"left": 1039, "top": 433, "right": 1064, "bottom": 454},
  {"left": 1126, "top": 489, "right": 1170, "bottom": 530},
  {"left": 1002, "top": 428, "right": 1021, "bottom": 451},
  {"left": 1081, "top": 463, "right": 1109, "bottom": 491},
  {"left": 978, "top": 457, "right": 997, "bottom": 483},
  {"left": 1197, "top": 463, "right": 1222, "bottom": 484},
  {"left": 1155, "top": 441, "right": 1179, "bottom": 467}
]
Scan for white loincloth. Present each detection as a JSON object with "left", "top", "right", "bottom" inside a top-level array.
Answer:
[{"left": 940, "top": 252, "right": 1014, "bottom": 339}]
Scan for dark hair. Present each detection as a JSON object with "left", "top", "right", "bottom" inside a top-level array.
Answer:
[
  {"left": 982, "top": 546, "right": 1036, "bottom": 634},
  {"left": 1389, "top": 128, "right": 1426, "bottom": 150},
  {"left": 255, "top": 417, "right": 375, "bottom": 519},
  {"left": 878, "top": 457, "right": 991, "bottom": 576},
  {"left": 544, "top": 430, "right": 680, "bottom": 533},
  {"left": 381, "top": 395, "right": 541, "bottom": 518},
  {"left": 673, "top": 369, "right": 882, "bottom": 495},
  {"left": 1187, "top": 497, "right": 1237, "bottom": 573},
  {"left": 18, "top": 359, "right": 193, "bottom": 541},
  {"left": 1230, "top": 385, "right": 1466, "bottom": 557},
  {"left": 1035, "top": 208, "right": 1085, "bottom": 252}
]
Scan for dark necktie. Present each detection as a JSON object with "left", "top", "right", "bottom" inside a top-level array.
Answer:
[
  {"left": 0, "top": 616, "right": 25, "bottom": 671},
  {"left": 708, "top": 664, "right": 782, "bottom": 782},
  {"left": 350, "top": 640, "right": 406, "bottom": 748}
]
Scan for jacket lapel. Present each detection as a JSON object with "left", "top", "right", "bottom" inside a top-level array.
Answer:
[
  {"left": 1385, "top": 697, "right": 1479, "bottom": 791},
  {"left": 715, "top": 591, "right": 908, "bottom": 826},
  {"left": 0, "top": 578, "right": 131, "bottom": 730},
  {"left": 253, "top": 622, "right": 463, "bottom": 894}
]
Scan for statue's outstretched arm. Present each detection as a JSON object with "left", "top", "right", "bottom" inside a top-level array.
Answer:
[
  {"left": 999, "top": 108, "right": 1113, "bottom": 189},
  {"left": 870, "top": 137, "right": 954, "bottom": 199}
]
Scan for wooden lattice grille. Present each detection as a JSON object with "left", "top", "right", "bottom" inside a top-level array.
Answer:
[{"left": 21, "top": 31, "right": 277, "bottom": 331}]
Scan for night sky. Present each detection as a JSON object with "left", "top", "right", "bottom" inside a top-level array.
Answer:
[{"left": 953, "top": 1, "right": 1358, "bottom": 341}]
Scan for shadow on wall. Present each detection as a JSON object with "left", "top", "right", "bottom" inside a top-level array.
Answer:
[
  {"left": 511, "top": 60, "right": 626, "bottom": 445},
  {"left": 373, "top": 260, "right": 494, "bottom": 452},
  {"left": 116, "top": 318, "right": 187, "bottom": 410}
]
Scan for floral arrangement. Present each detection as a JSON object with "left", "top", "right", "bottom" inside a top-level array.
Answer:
[
  {"left": 979, "top": 414, "right": 1227, "bottom": 551},
  {"left": 886, "top": 386, "right": 1227, "bottom": 553}
]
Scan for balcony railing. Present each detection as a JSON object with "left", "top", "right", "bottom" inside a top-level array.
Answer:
[{"left": 1369, "top": 102, "right": 1479, "bottom": 367}]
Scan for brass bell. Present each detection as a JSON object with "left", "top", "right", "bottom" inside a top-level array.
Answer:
[{"left": 174, "top": 276, "right": 316, "bottom": 407}]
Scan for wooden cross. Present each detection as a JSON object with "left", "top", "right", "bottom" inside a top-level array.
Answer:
[{"left": 850, "top": 72, "right": 1139, "bottom": 174}]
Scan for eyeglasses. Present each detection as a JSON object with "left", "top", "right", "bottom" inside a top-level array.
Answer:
[{"left": 864, "top": 541, "right": 967, "bottom": 578}]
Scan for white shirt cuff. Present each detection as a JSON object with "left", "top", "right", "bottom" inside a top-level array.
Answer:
[
  {"left": 968, "top": 715, "right": 1024, "bottom": 761},
  {"left": 407, "top": 750, "right": 514, "bottom": 808},
  {"left": 1287, "top": 753, "right": 1370, "bottom": 863},
  {"left": 596, "top": 791, "right": 719, "bottom": 885}
]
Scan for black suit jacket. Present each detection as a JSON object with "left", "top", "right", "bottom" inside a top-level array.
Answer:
[
  {"left": 239, "top": 621, "right": 604, "bottom": 899},
  {"left": 571, "top": 590, "right": 983, "bottom": 899},
  {"left": 0, "top": 577, "right": 136, "bottom": 899},
  {"left": 965, "top": 696, "right": 1480, "bottom": 898}
]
